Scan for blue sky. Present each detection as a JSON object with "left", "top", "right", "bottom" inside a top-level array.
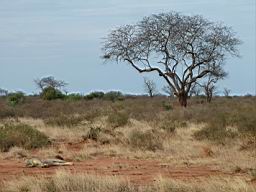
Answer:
[{"left": 0, "top": 0, "right": 255, "bottom": 95}]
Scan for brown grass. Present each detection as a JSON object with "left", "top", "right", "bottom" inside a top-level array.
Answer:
[
  {"left": 2, "top": 171, "right": 256, "bottom": 192},
  {"left": 0, "top": 96, "right": 256, "bottom": 191}
]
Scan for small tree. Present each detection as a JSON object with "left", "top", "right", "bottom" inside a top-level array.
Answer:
[
  {"left": 103, "top": 12, "right": 241, "bottom": 107},
  {"left": 0, "top": 88, "right": 8, "bottom": 96},
  {"left": 40, "top": 87, "right": 65, "bottom": 100},
  {"left": 35, "top": 76, "right": 67, "bottom": 92},
  {"left": 223, "top": 88, "right": 231, "bottom": 97},
  {"left": 143, "top": 78, "right": 157, "bottom": 98},
  {"left": 35, "top": 76, "right": 67, "bottom": 100}
]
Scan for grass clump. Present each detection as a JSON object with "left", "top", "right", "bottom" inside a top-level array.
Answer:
[
  {"left": 129, "top": 129, "right": 163, "bottom": 151},
  {"left": 159, "top": 120, "right": 176, "bottom": 133},
  {"left": 194, "top": 114, "right": 237, "bottom": 142},
  {"left": 0, "top": 123, "right": 49, "bottom": 152},
  {"left": 159, "top": 120, "right": 187, "bottom": 134},
  {"left": 107, "top": 111, "right": 129, "bottom": 128},
  {"left": 44, "top": 115, "right": 84, "bottom": 127},
  {"left": 236, "top": 114, "right": 256, "bottom": 137},
  {"left": 83, "top": 126, "right": 102, "bottom": 141}
]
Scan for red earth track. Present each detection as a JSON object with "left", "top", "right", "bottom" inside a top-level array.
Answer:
[{"left": 0, "top": 157, "right": 240, "bottom": 185}]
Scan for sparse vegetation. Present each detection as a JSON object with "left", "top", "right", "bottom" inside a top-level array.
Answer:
[
  {"left": 44, "top": 115, "right": 84, "bottom": 127},
  {"left": 0, "top": 3, "right": 254, "bottom": 191},
  {"left": 3, "top": 171, "right": 256, "bottom": 192},
  {"left": 0, "top": 96, "right": 255, "bottom": 191}
]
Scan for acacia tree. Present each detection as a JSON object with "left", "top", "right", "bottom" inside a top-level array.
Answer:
[
  {"left": 201, "top": 72, "right": 226, "bottom": 102},
  {"left": 223, "top": 88, "right": 231, "bottom": 97},
  {"left": 102, "top": 12, "right": 240, "bottom": 107},
  {"left": 143, "top": 77, "right": 157, "bottom": 97},
  {"left": 34, "top": 76, "right": 67, "bottom": 92}
]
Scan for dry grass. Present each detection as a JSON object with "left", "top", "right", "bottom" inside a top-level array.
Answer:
[
  {"left": 0, "top": 97, "right": 256, "bottom": 191},
  {"left": 2, "top": 171, "right": 256, "bottom": 192}
]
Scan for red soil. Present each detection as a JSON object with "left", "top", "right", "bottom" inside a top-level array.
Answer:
[{"left": 0, "top": 157, "right": 236, "bottom": 185}]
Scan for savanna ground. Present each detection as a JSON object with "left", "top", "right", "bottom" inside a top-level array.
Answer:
[{"left": 0, "top": 96, "right": 256, "bottom": 192}]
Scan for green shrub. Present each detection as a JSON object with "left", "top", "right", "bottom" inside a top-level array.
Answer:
[
  {"left": 65, "top": 93, "right": 83, "bottom": 101},
  {"left": 104, "top": 91, "right": 124, "bottom": 101},
  {"left": 85, "top": 91, "right": 105, "bottom": 100},
  {"left": 44, "top": 115, "right": 83, "bottom": 127},
  {"left": 107, "top": 111, "right": 129, "bottom": 128},
  {"left": 0, "top": 123, "right": 49, "bottom": 152},
  {"left": 129, "top": 129, "right": 163, "bottom": 151},
  {"left": 7, "top": 92, "right": 25, "bottom": 106},
  {"left": 41, "top": 87, "right": 65, "bottom": 100}
]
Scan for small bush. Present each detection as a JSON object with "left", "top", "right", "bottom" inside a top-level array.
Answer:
[
  {"left": 104, "top": 91, "right": 124, "bottom": 101},
  {"left": 7, "top": 92, "right": 25, "bottom": 106},
  {"left": 107, "top": 111, "right": 129, "bottom": 128},
  {"left": 83, "top": 127, "right": 101, "bottom": 141},
  {"left": 162, "top": 101, "right": 173, "bottom": 111},
  {"left": 44, "top": 115, "right": 83, "bottom": 127},
  {"left": 0, "top": 123, "right": 49, "bottom": 152},
  {"left": 129, "top": 129, "right": 163, "bottom": 151},
  {"left": 41, "top": 87, "right": 65, "bottom": 100},
  {"left": 194, "top": 115, "right": 237, "bottom": 142},
  {"left": 159, "top": 120, "right": 176, "bottom": 133},
  {"left": 85, "top": 91, "right": 105, "bottom": 100}
]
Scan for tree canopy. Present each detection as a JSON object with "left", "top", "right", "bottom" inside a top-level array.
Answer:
[{"left": 102, "top": 12, "right": 241, "bottom": 106}]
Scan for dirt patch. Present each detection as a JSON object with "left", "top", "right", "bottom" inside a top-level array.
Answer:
[{"left": 0, "top": 157, "right": 241, "bottom": 185}]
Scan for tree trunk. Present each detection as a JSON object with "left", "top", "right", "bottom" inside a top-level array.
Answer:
[
  {"left": 206, "top": 95, "right": 211, "bottom": 103},
  {"left": 178, "top": 92, "right": 188, "bottom": 107},
  {"left": 149, "top": 91, "right": 153, "bottom": 98},
  {"left": 206, "top": 92, "right": 212, "bottom": 103}
]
